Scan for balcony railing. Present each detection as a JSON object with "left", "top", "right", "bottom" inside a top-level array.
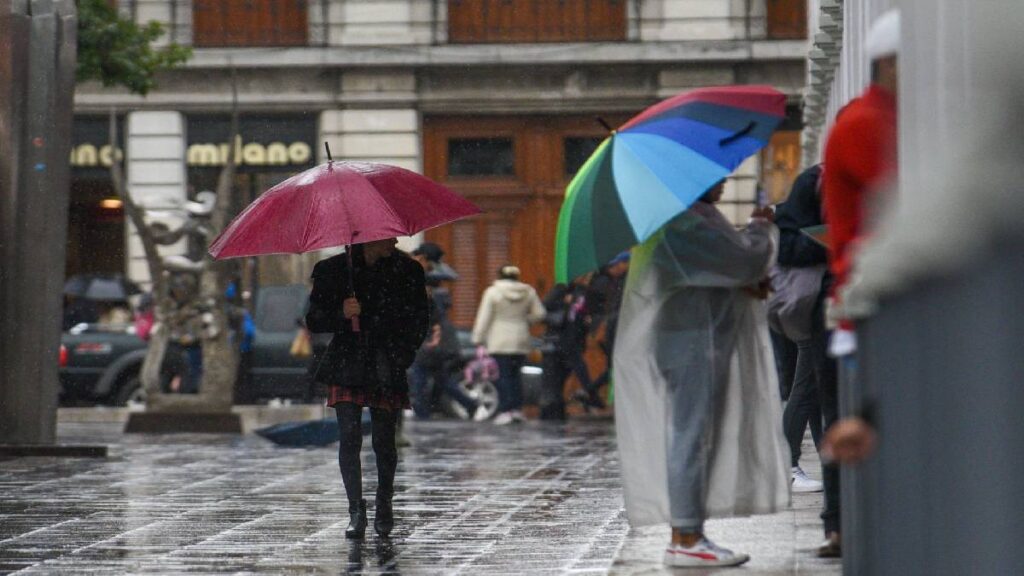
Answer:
[{"left": 448, "top": 0, "right": 627, "bottom": 43}]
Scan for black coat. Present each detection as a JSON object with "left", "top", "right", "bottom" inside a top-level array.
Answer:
[
  {"left": 306, "top": 251, "right": 429, "bottom": 392},
  {"left": 776, "top": 164, "right": 828, "bottom": 268},
  {"left": 586, "top": 272, "right": 624, "bottom": 349},
  {"left": 542, "top": 284, "right": 588, "bottom": 356}
]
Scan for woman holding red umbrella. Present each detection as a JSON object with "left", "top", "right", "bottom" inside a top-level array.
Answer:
[
  {"left": 209, "top": 156, "right": 477, "bottom": 537},
  {"left": 305, "top": 238, "right": 430, "bottom": 539}
]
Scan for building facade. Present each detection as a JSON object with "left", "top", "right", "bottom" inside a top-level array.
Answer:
[
  {"left": 801, "top": 0, "right": 895, "bottom": 167},
  {"left": 73, "top": 0, "right": 808, "bottom": 326}
]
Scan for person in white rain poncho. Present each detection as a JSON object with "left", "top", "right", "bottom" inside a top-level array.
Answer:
[{"left": 613, "top": 182, "right": 790, "bottom": 568}]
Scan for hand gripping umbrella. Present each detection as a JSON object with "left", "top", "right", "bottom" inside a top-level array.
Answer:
[
  {"left": 209, "top": 146, "right": 482, "bottom": 329},
  {"left": 555, "top": 85, "right": 787, "bottom": 283}
]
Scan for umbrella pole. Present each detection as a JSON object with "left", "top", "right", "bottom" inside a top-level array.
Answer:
[
  {"left": 326, "top": 142, "right": 361, "bottom": 334},
  {"left": 345, "top": 247, "right": 361, "bottom": 333}
]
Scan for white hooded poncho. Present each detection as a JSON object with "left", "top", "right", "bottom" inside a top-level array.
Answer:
[{"left": 613, "top": 201, "right": 790, "bottom": 527}]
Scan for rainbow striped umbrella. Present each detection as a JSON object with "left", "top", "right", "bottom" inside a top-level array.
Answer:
[{"left": 555, "top": 85, "right": 786, "bottom": 283}]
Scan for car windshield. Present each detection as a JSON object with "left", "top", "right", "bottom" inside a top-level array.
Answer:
[{"left": 255, "top": 286, "right": 306, "bottom": 332}]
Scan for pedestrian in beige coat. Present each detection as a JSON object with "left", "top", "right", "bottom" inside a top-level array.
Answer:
[{"left": 471, "top": 265, "right": 545, "bottom": 424}]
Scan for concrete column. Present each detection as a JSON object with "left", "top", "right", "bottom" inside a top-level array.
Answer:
[
  {"left": 0, "top": 0, "right": 77, "bottom": 446},
  {"left": 327, "top": 0, "right": 433, "bottom": 46},
  {"left": 133, "top": 0, "right": 172, "bottom": 46},
  {"left": 640, "top": 0, "right": 743, "bottom": 41},
  {"left": 124, "top": 111, "right": 187, "bottom": 289}
]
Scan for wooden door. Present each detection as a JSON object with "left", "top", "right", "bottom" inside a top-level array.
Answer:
[
  {"left": 193, "top": 0, "right": 308, "bottom": 47},
  {"left": 422, "top": 115, "right": 627, "bottom": 328},
  {"left": 760, "top": 130, "right": 803, "bottom": 204},
  {"left": 766, "top": 0, "right": 807, "bottom": 40},
  {"left": 447, "top": 0, "right": 626, "bottom": 43}
]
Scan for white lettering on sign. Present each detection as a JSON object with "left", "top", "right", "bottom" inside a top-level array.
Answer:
[
  {"left": 69, "top": 144, "right": 123, "bottom": 167},
  {"left": 69, "top": 138, "right": 313, "bottom": 168},
  {"left": 186, "top": 135, "right": 312, "bottom": 167},
  {"left": 288, "top": 142, "right": 311, "bottom": 164}
]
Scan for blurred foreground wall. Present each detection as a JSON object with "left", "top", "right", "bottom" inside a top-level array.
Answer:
[{"left": 834, "top": 1, "right": 1024, "bottom": 573}]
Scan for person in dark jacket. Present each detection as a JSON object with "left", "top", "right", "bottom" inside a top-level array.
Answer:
[
  {"left": 306, "top": 239, "right": 429, "bottom": 540},
  {"left": 580, "top": 252, "right": 629, "bottom": 408},
  {"left": 772, "top": 163, "right": 841, "bottom": 555},
  {"left": 772, "top": 165, "right": 827, "bottom": 492},
  {"left": 540, "top": 281, "right": 592, "bottom": 420},
  {"left": 410, "top": 275, "right": 482, "bottom": 420}
]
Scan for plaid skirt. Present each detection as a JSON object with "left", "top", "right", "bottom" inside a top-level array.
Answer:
[{"left": 326, "top": 385, "right": 410, "bottom": 411}]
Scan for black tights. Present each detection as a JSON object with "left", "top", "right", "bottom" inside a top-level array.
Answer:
[{"left": 334, "top": 402, "right": 399, "bottom": 508}]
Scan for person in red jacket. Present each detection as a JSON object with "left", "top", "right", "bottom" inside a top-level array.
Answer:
[
  {"left": 823, "top": 17, "right": 899, "bottom": 314},
  {"left": 818, "top": 7, "right": 901, "bottom": 559}
]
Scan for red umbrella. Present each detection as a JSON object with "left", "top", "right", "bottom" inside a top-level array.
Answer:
[{"left": 208, "top": 160, "right": 481, "bottom": 259}]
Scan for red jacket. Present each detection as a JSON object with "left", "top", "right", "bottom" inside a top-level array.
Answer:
[{"left": 822, "top": 85, "right": 898, "bottom": 301}]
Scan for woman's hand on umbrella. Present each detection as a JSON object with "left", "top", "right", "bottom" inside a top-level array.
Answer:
[{"left": 343, "top": 297, "right": 361, "bottom": 319}]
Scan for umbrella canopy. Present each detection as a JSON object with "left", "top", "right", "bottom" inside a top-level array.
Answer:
[
  {"left": 254, "top": 411, "right": 372, "bottom": 447},
  {"left": 555, "top": 85, "right": 786, "bottom": 282},
  {"left": 63, "top": 274, "right": 142, "bottom": 302},
  {"left": 255, "top": 418, "right": 339, "bottom": 447},
  {"left": 209, "top": 161, "right": 481, "bottom": 259}
]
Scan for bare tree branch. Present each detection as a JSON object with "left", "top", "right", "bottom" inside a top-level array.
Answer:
[{"left": 108, "top": 110, "right": 164, "bottom": 296}]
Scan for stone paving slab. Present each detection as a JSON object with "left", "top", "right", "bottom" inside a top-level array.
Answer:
[{"left": 0, "top": 417, "right": 839, "bottom": 575}]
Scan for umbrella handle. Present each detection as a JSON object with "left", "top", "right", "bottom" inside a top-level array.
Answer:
[
  {"left": 720, "top": 121, "right": 756, "bottom": 146},
  {"left": 345, "top": 246, "right": 360, "bottom": 332}
]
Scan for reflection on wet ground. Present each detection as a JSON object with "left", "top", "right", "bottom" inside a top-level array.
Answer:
[{"left": 0, "top": 418, "right": 838, "bottom": 575}]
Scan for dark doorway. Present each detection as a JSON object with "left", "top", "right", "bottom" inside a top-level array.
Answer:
[{"left": 66, "top": 177, "right": 125, "bottom": 278}]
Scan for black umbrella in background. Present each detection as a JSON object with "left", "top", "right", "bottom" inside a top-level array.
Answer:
[
  {"left": 63, "top": 274, "right": 141, "bottom": 302},
  {"left": 255, "top": 409, "right": 372, "bottom": 447}
]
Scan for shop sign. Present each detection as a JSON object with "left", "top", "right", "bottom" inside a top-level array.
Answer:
[
  {"left": 186, "top": 135, "right": 311, "bottom": 167},
  {"left": 186, "top": 114, "right": 317, "bottom": 172},
  {"left": 70, "top": 143, "right": 123, "bottom": 168},
  {"left": 71, "top": 116, "right": 125, "bottom": 174}
]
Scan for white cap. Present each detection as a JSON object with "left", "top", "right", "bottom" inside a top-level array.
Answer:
[{"left": 865, "top": 8, "right": 900, "bottom": 61}]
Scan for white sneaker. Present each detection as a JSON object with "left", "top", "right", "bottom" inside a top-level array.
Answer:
[
  {"left": 792, "top": 466, "right": 824, "bottom": 493},
  {"left": 472, "top": 405, "right": 490, "bottom": 422},
  {"left": 493, "top": 411, "right": 514, "bottom": 426},
  {"left": 510, "top": 410, "right": 526, "bottom": 423},
  {"left": 663, "top": 537, "right": 750, "bottom": 568}
]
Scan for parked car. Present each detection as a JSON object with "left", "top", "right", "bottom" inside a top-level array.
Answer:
[
  {"left": 59, "top": 284, "right": 314, "bottom": 406},
  {"left": 59, "top": 322, "right": 153, "bottom": 406},
  {"left": 60, "top": 284, "right": 545, "bottom": 414},
  {"left": 236, "top": 284, "right": 311, "bottom": 403}
]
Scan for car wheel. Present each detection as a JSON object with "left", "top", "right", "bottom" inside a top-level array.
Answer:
[
  {"left": 114, "top": 376, "right": 147, "bottom": 410},
  {"left": 445, "top": 378, "right": 500, "bottom": 420}
]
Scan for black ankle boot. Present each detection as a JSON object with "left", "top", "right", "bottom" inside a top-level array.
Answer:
[
  {"left": 345, "top": 499, "right": 367, "bottom": 539},
  {"left": 374, "top": 497, "right": 394, "bottom": 538}
]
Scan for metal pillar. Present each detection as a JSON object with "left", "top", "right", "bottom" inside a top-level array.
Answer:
[{"left": 0, "top": 0, "right": 77, "bottom": 445}]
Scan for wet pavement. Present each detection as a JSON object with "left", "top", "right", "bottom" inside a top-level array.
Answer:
[{"left": 1, "top": 413, "right": 839, "bottom": 575}]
